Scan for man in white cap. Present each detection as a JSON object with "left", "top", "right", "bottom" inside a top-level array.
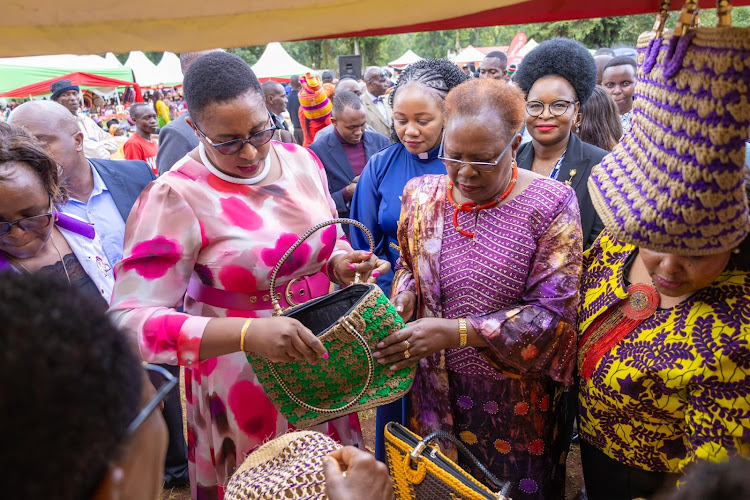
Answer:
[{"left": 49, "top": 79, "right": 118, "bottom": 160}]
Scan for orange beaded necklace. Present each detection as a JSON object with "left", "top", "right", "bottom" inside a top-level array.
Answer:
[{"left": 447, "top": 163, "right": 518, "bottom": 238}]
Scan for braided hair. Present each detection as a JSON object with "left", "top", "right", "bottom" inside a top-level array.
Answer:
[
  {"left": 388, "top": 58, "right": 468, "bottom": 142},
  {"left": 514, "top": 38, "right": 597, "bottom": 106}
]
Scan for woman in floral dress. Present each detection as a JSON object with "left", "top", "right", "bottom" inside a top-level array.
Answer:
[
  {"left": 375, "top": 78, "right": 582, "bottom": 499},
  {"left": 108, "top": 52, "right": 387, "bottom": 499}
]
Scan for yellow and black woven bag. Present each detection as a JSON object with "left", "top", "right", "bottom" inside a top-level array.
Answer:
[{"left": 384, "top": 422, "right": 512, "bottom": 500}]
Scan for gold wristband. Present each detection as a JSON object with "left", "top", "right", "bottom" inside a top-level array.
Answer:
[
  {"left": 240, "top": 318, "right": 254, "bottom": 353},
  {"left": 458, "top": 318, "right": 468, "bottom": 347}
]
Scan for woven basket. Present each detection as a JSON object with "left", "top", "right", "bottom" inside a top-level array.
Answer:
[
  {"left": 588, "top": 0, "right": 750, "bottom": 255},
  {"left": 225, "top": 431, "right": 340, "bottom": 500}
]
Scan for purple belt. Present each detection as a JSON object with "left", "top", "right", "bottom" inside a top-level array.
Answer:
[{"left": 186, "top": 272, "right": 331, "bottom": 311}]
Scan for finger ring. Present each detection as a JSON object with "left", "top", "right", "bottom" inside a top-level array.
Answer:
[
  {"left": 404, "top": 349, "right": 411, "bottom": 359},
  {"left": 404, "top": 339, "right": 410, "bottom": 349}
]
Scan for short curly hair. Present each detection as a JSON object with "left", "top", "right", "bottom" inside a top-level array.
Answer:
[
  {"left": 388, "top": 58, "right": 469, "bottom": 142},
  {"left": 514, "top": 38, "right": 597, "bottom": 106},
  {"left": 444, "top": 79, "right": 525, "bottom": 140},
  {"left": 0, "top": 273, "right": 143, "bottom": 499},
  {"left": 183, "top": 51, "right": 263, "bottom": 123},
  {"left": 0, "top": 121, "right": 68, "bottom": 205}
]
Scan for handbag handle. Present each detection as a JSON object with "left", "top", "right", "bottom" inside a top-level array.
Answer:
[
  {"left": 263, "top": 316, "right": 375, "bottom": 415},
  {"left": 651, "top": 0, "right": 732, "bottom": 37},
  {"left": 408, "top": 430, "right": 512, "bottom": 497},
  {"left": 643, "top": 0, "right": 733, "bottom": 76},
  {"left": 269, "top": 218, "right": 375, "bottom": 315}
]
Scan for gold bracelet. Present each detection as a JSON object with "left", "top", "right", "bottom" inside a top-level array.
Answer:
[
  {"left": 240, "top": 318, "right": 254, "bottom": 353},
  {"left": 332, "top": 260, "right": 346, "bottom": 285},
  {"left": 458, "top": 318, "right": 468, "bottom": 348}
]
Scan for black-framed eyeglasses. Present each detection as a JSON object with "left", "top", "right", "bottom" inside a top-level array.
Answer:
[
  {"left": 0, "top": 200, "right": 54, "bottom": 236},
  {"left": 438, "top": 130, "right": 516, "bottom": 172},
  {"left": 193, "top": 111, "right": 278, "bottom": 155},
  {"left": 126, "top": 364, "right": 177, "bottom": 436},
  {"left": 525, "top": 99, "right": 578, "bottom": 117}
]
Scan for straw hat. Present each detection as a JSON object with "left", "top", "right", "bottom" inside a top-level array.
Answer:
[{"left": 588, "top": 30, "right": 750, "bottom": 255}]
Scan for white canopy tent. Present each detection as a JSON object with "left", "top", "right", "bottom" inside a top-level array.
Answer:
[
  {"left": 517, "top": 39, "right": 539, "bottom": 57},
  {"left": 104, "top": 52, "right": 122, "bottom": 67},
  {"left": 451, "top": 45, "right": 488, "bottom": 66},
  {"left": 0, "top": 53, "right": 122, "bottom": 70},
  {"left": 156, "top": 51, "right": 183, "bottom": 86},
  {"left": 124, "top": 51, "right": 160, "bottom": 86},
  {"left": 251, "top": 42, "right": 312, "bottom": 81},
  {"left": 388, "top": 49, "right": 423, "bottom": 69}
]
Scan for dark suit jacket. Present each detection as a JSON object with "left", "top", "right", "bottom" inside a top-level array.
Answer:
[
  {"left": 156, "top": 113, "right": 199, "bottom": 176},
  {"left": 89, "top": 158, "right": 156, "bottom": 223},
  {"left": 516, "top": 133, "right": 607, "bottom": 248},
  {"left": 309, "top": 129, "right": 390, "bottom": 224}
]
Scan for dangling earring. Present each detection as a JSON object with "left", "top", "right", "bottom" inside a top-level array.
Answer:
[
  {"left": 575, "top": 121, "right": 581, "bottom": 134},
  {"left": 733, "top": 248, "right": 741, "bottom": 254}
]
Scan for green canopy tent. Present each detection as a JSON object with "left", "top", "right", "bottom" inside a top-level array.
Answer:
[{"left": 0, "top": 61, "right": 134, "bottom": 95}]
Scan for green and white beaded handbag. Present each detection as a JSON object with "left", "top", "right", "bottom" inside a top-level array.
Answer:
[{"left": 246, "top": 219, "right": 415, "bottom": 428}]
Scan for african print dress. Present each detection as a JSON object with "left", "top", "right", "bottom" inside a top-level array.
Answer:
[
  {"left": 109, "top": 142, "right": 363, "bottom": 500},
  {"left": 578, "top": 231, "right": 750, "bottom": 473},
  {"left": 391, "top": 174, "right": 583, "bottom": 499}
]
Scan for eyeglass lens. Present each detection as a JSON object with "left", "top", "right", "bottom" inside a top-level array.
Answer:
[
  {"left": 0, "top": 213, "right": 53, "bottom": 236},
  {"left": 213, "top": 128, "right": 276, "bottom": 155},
  {"left": 526, "top": 100, "right": 573, "bottom": 117}
]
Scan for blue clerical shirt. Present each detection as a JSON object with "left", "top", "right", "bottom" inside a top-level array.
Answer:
[{"left": 61, "top": 162, "right": 125, "bottom": 268}]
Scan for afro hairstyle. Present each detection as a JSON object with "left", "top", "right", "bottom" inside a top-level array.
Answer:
[
  {"left": 183, "top": 51, "right": 263, "bottom": 123},
  {"left": 513, "top": 38, "right": 598, "bottom": 105},
  {"left": 0, "top": 273, "right": 143, "bottom": 499}
]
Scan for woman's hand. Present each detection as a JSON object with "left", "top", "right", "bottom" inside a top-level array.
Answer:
[
  {"left": 390, "top": 291, "right": 416, "bottom": 322},
  {"left": 244, "top": 317, "right": 327, "bottom": 364},
  {"left": 373, "top": 318, "right": 457, "bottom": 371},
  {"left": 323, "top": 447, "right": 395, "bottom": 500},
  {"left": 332, "top": 251, "right": 390, "bottom": 285}
]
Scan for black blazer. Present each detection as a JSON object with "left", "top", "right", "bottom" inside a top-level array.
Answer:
[
  {"left": 89, "top": 158, "right": 156, "bottom": 223},
  {"left": 309, "top": 129, "right": 390, "bottom": 219},
  {"left": 516, "top": 133, "right": 607, "bottom": 248}
]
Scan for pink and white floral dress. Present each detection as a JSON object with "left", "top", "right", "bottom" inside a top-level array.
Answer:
[{"left": 109, "top": 141, "right": 363, "bottom": 499}]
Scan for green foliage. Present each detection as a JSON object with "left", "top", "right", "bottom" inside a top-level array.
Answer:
[{"left": 226, "top": 46, "right": 265, "bottom": 66}]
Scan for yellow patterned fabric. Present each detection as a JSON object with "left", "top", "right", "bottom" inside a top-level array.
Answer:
[{"left": 578, "top": 231, "right": 750, "bottom": 473}]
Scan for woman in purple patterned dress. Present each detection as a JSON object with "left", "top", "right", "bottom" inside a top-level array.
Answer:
[{"left": 374, "top": 78, "right": 583, "bottom": 499}]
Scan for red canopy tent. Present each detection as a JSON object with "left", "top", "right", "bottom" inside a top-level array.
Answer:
[
  {"left": 0, "top": 71, "right": 144, "bottom": 101},
  {"left": 320, "top": 0, "right": 750, "bottom": 39}
]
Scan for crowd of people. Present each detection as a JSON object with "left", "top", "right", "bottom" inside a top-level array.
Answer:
[{"left": 1, "top": 34, "right": 748, "bottom": 500}]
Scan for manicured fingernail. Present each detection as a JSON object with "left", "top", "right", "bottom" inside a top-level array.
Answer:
[
  {"left": 323, "top": 352, "right": 329, "bottom": 359},
  {"left": 390, "top": 365, "right": 398, "bottom": 371},
  {"left": 373, "top": 351, "right": 380, "bottom": 357},
  {"left": 364, "top": 251, "right": 373, "bottom": 256},
  {"left": 372, "top": 271, "right": 380, "bottom": 277},
  {"left": 396, "top": 306, "right": 403, "bottom": 312},
  {"left": 377, "top": 342, "right": 385, "bottom": 348},
  {"left": 348, "top": 264, "right": 356, "bottom": 269},
  {"left": 312, "top": 361, "right": 317, "bottom": 366}
]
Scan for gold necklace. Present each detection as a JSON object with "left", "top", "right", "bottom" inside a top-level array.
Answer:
[
  {"left": 49, "top": 232, "right": 72, "bottom": 285},
  {"left": 6, "top": 232, "right": 72, "bottom": 285}
]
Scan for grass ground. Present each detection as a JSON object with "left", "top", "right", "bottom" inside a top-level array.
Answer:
[{"left": 159, "top": 371, "right": 585, "bottom": 500}]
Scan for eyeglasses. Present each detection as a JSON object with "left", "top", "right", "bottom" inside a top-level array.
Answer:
[
  {"left": 0, "top": 203, "right": 54, "bottom": 236},
  {"left": 126, "top": 364, "right": 178, "bottom": 436},
  {"left": 438, "top": 130, "right": 516, "bottom": 172},
  {"left": 525, "top": 99, "right": 578, "bottom": 117},
  {"left": 193, "top": 112, "right": 277, "bottom": 155}
]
